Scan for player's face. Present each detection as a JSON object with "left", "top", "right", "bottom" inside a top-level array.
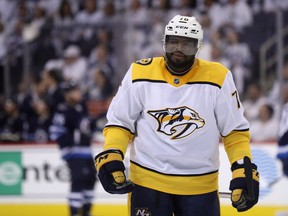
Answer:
[
  {"left": 164, "top": 36, "right": 197, "bottom": 72},
  {"left": 165, "top": 36, "right": 198, "bottom": 56}
]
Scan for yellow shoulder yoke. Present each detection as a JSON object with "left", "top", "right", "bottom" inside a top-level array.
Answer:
[{"left": 131, "top": 57, "right": 229, "bottom": 87}]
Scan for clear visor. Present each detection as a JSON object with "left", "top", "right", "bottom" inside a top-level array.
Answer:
[{"left": 164, "top": 36, "right": 198, "bottom": 56}]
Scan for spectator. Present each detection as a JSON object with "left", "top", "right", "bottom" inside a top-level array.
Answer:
[
  {"left": 42, "top": 68, "right": 64, "bottom": 114},
  {"left": 220, "top": 0, "right": 253, "bottom": 33},
  {"left": 19, "top": 78, "right": 47, "bottom": 119},
  {"left": 5, "top": 1, "right": 32, "bottom": 36},
  {"left": 80, "top": 28, "right": 114, "bottom": 58},
  {"left": 196, "top": 13, "right": 213, "bottom": 61},
  {"left": 224, "top": 28, "right": 252, "bottom": 68},
  {"left": 52, "top": 0, "right": 78, "bottom": 56},
  {"left": 53, "top": 0, "right": 75, "bottom": 28},
  {"left": 28, "top": 4, "right": 57, "bottom": 75},
  {"left": 224, "top": 28, "right": 252, "bottom": 94},
  {"left": 125, "top": 0, "right": 150, "bottom": 27},
  {"left": 267, "top": 63, "right": 288, "bottom": 120},
  {"left": 86, "top": 68, "right": 114, "bottom": 102},
  {"left": 102, "top": 0, "right": 117, "bottom": 22},
  {"left": 74, "top": 0, "right": 103, "bottom": 44},
  {"left": 198, "top": 0, "right": 225, "bottom": 31},
  {"left": 0, "top": 99, "right": 24, "bottom": 142},
  {"left": 140, "top": 15, "right": 164, "bottom": 59},
  {"left": 88, "top": 44, "right": 115, "bottom": 79},
  {"left": 85, "top": 68, "right": 114, "bottom": 140},
  {"left": 148, "top": 0, "right": 175, "bottom": 23},
  {"left": 22, "top": 3, "right": 47, "bottom": 43},
  {"left": 75, "top": 0, "right": 102, "bottom": 25},
  {"left": 23, "top": 99, "right": 52, "bottom": 143},
  {"left": 268, "top": 62, "right": 288, "bottom": 104},
  {"left": 95, "top": 29, "right": 114, "bottom": 53},
  {"left": 250, "top": 103, "right": 278, "bottom": 142},
  {"left": 242, "top": 82, "right": 268, "bottom": 123},
  {"left": 124, "top": 0, "right": 150, "bottom": 62},
  {"left": 210, "top": 43, "right": 231, "bottom": 68},
  {"left": 62, "top": 45, "right": 88, "bottom": 89}
]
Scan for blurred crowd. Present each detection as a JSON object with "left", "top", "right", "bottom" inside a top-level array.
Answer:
[{"left": 0, "top": 0, "right": 288, "bottom": 143}]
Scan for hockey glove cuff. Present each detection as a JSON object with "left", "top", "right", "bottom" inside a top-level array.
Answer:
[
  {"left": 95, "top": 149, "right": 134, "bottom": 194},
  {"left": 229, "top": 156, "right": 260, "bottom": 212}
]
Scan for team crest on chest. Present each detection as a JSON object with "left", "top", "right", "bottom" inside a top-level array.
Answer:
[{"left": 148, "top": 106, "right": 205, "bottom": 139}]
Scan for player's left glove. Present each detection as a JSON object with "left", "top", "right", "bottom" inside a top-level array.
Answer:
[
  {"left": 94, "top": 149, "right": 134, "bottom": 194},
  {"left": 229, "top": 156, "right": 260, "bottom": 212}
]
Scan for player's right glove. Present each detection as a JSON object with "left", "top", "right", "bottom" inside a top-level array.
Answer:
[
  {"left": 94, "top": 149, "right": 134, "bottom": 194},
  {"left": 229, "top": 156, "right": 260, "bottom": 212}
]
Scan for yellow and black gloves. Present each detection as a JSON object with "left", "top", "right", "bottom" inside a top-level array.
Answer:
[
  {"left": 229, "top": 156, "right": 260, "bottom": 212},
  {"left": 95, "top": 149, "right": 134, "bottom": 194}
]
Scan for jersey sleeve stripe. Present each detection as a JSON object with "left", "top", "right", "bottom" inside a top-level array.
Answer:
[{"left": 105, "top": 125, "right": 135, "bottom": 135}]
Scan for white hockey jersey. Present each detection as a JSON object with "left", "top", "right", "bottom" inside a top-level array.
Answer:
[{"left": 103, "top": 57, "right": 252, "bottom": 195}]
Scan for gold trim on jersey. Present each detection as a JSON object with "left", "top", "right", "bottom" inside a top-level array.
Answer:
[
  {"left": 222, "top": 130, "right": 252, "bottom": 164},
  {"left": 131, "top": 57, "right": 229, "bottom": 88},
  {"left": 103, "top": 126, "right": 134, "bottom": 154},
  {"left": 129, "top": 161, "right": 218, "bottom": 195}
]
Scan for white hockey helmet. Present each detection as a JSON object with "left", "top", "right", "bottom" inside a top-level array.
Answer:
[{"left": 164, "top": 15, "right": 203, "bottom": 55}]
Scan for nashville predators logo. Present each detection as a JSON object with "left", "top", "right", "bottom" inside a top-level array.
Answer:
[{"left": 148, "top": 106, "right": 205, "bottom": 139}]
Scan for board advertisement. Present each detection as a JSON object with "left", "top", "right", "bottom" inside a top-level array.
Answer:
[{"left": 0, "top": 143, "right": 287, "bottom": 207}]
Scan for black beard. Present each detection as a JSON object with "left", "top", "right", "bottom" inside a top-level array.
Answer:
[{"left": 165, "top": 53, "right": 195, "bottom": 75}]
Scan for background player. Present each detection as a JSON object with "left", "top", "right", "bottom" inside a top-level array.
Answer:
[{"left": 50, "top": 80, "right": 97, "bottom": 216}]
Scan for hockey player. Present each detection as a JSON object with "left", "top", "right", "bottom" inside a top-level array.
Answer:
[
  {"left": 50, "top": 81, "right": 97, "bottom": 216},
  {"left": 95, "top": 15, "right": 260, "bottom": 215},
  {"left": 277, "top": 83, "right": 288, "bottom": 177}
]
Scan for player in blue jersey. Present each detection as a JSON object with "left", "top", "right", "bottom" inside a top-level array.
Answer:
[{"left": 50, "top": 81, "right": 97, "bottom": 216}]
